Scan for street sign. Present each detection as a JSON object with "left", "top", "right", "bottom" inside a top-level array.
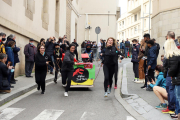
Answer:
[{"left": 95, "top": 26, "right": 101, "bottom": 34}]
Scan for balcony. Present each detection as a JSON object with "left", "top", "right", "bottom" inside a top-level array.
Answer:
[{"left": 128, "top": 0, "right": 141, "bottom": 13}]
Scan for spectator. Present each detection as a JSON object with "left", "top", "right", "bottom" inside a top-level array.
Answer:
[
  {"left": 5, "top": 34, "right": 20, "bottom": 83},
  {"left": 0, "top": 53, "right": 13, "bottom": 93},
  {"left": 120, "top": 40, "right": 125, "bottom": 55},
  {"left": 24, "top": 38, "right": 37, "bottom": 78},
  {"left": 5, "top": 41, "right": 15, "bottom": 88},
  {"left": 131, "top": 39, "right": 140, "bottom": 82},
  {"left": 146, "top": 40, "right": 157, "bottom": 91},
  {"left": 152, "top": 39, "right": 160, "bottom": 58},
  {"left": 147, "top": 65, "right": 167, "bottom": 109},
  {"left": 81, "top": 41, "right": 86, "bottom": 48},
  {"left": 53, "top": 43, "right": 62, "bottom": 83},
  {"left": 0, "top": 33, "right": 6, "bottom": 54},
  {"left": 37, "top": 38, "right": 45, "bottom": 48},
  {"left": 45, "top": 37, "right": 55, "bottom": 74},
  {"left": 98, "top": 39, "right": 102, "bottom": 60},
  {"left": 137, "top": 39, "right": 146, "bottom": 83},
  {"left": 72, "top": 39, "right": 79, "bottom": 60},
  {"left": 163, "top": 31, "right": 177, "bottom": 117},
  {"left": 117, "top": 40, "right": 120, "bottom": 49},
  {"left": 164, "top": 32, "right": 180, "bottom": 118},
  {"left": 125, "top": 38, "right": 130, "bottom": 58},
  {"left": 141, "top": 34, "right": 151, "bottom": 89}
]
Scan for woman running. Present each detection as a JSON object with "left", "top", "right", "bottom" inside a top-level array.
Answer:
[
  {"left": 61, "top": 44, "right": 76, "bottom": 97},
  {"left": 101, "top": 37, "right": 117, "bottom": 97},
  {"left": 35, "top": 45, "right": 54, "bottom": 94}
]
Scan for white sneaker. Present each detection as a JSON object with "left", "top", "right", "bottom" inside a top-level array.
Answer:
[
  {"left": 134, "top": 79, "right": 138, "bottom": 82},
  {"left": 64, "top": 92, "right": 68, "bottom": 97},
  {"left": 135, "top": 79, "right": 144, "bottom": 83},
  {"left": 104, "top": 92, "right": 108, "bottom": 97},
  {"left": 107, "top": 88, "right": 111, "bottom": 94},
  {"left": 62, "top": 84, "right": 66, "bottom": 87}
]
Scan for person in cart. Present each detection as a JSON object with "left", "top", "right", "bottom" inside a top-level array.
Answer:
[{"left": 83, "top": 44, "right": 93, "bottom": 63}]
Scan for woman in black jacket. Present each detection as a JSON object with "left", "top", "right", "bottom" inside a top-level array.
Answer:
[
  {"left": 0, "top": 53, "right": 13, "bottom": 93},
  {"left": 101, "top": 37, "right": 117, "bottom": 97},
  {"left": 164, "top": 37, "right": 180, "bottom": 119},
  {"left": 35, "top": 45, "right": 54, "bottom": 94},
  {"left": 62, "top": 44, "right": 76, "bottom": 97}
]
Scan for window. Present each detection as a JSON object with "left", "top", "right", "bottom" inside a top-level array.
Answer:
[
  {"left": 55, "top": 0, "right": 60, "bottom": 33},
  {"left": 24, "top": 0, "right": 35, "bottom": 20},
  {"left": 131, "top": 28, "right": 133, "bottom": 36},
  {"left": 144, "top": 19, "right": 146, "bottom": 28},
  {"left": 42, "top": 0, "right": 49, "bottom": 30},
  {"left": 131, "top": 16, "right": 133, "bottom": 23},
  {"left": 122, "top": 21, "right": 124, "bottom": 28},
  {"left": 134, "top": 27, "right": 137, "bottom": 34},
  {"left": 144, "top": 5, "right": 146, "bottom": 13},
  {"left": 134, "top": 14, "right": 137, "bottom": 22}
]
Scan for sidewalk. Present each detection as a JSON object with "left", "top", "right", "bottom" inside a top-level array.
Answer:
[
  {"left": 0, "top": 73, "right": 55, "bottom": 106},
  {"left": 121, "top": 60, "right": 172, "bottom": 120}
]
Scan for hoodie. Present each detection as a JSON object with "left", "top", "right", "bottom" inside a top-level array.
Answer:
[
  {"left": 150, "top": 72, "right": 166, "bottom": 89},
  {"left": 147, "top": 45, "right": 157, "bottom": 69}
]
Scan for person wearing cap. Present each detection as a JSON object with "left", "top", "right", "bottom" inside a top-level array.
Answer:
[
  {"left": 0, "top": 33, "right": 6, "bottom": 54},
  {"left": 24, "top": 38, "right": 37, "bottom": 77},
  {"left": 53, "top": 43, "right": 62, "bottom": 83}
]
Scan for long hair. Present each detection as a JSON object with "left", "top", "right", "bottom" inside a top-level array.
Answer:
[
  {"left": 164, "top": 38, "right": 180, "bottom": 59},
  {"left": 37, "top": 45, "right": 45, "bottom": 53},
  {"left": 106, "top": 37, "right": 118, "bottom": 50}
]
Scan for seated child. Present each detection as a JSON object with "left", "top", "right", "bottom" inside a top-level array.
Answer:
[{"left": 147, "top": 65, "right": 167, "bottom": 109}]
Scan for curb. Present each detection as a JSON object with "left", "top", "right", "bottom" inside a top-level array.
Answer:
[
  {"left": 0, "top": 76, "right": 54, "bottom": 106},
  {"left": 114, "top": 64, "right": 146, "bottom": 120}
]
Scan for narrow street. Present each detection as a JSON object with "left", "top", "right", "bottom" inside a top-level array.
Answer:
[{"left": 0, "top": 61, "right": 133, "bottom": 120}]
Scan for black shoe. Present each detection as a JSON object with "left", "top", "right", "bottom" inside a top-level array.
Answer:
[
  {"left": 54, "top": 78, "right": 57, "bottom": 84},
  {"left": 10, "top": 81, "right": 16, "bottom": 84},
  {"left": 50, "top": 72, "right": 54, "bottom": 75},
  {"left": 146, "top": 87, "right": 153, "bottom": 91},
  {"left": 10, "top": 86, "right": 14, "bottom": 88},
  {"left": 14, "top": 79, "right": 18, "bottom": 81},
  {"left": 29, "top": 76, "right": 33, "bottom": 78},
  {"left": 41, "top": 91, "right": 44, "bottom": 94},
  {"left": 141, "top": 86, "right": 146, "bottom": 89}
]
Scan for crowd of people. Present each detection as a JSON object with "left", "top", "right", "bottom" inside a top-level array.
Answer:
[
  {"left": 0, "top": 34, "right": 80, "bottom": 95},
  {"left": 129, "top": 32, "right": 180, "bottom": 119}
]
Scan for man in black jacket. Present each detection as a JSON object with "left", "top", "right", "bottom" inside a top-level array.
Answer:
[
  {"left": 45, "top": 37, "right": 55, "bottom": 74},
  {"left": 152, "top": 39, "right": 160, "bottom": 58},
  {"left": 72, "top": 39, "right": 79, "bottom": 60},
  {"left": 24, "top": 38, "right": 37, "bottom": 77}
]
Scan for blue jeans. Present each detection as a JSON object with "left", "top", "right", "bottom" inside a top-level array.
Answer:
[
  {"left": 175, "top": 85, "right": 180, "bottom": 114},
  {"left": 166, "top": 85, "right": 176, "bottom": 111},
  {"left": 48, "top": 55, "right": 54, "bottom": 72},
  {"left": 125, "top": 47, "right": 129, "bottom": 58}
]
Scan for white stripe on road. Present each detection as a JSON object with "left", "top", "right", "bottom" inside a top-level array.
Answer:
[
  {"left": 80, "top": 112, "right": 95, "bottom": 120},
  {"left": 127, "top": 116, "right": 136, "bottom": 120},
  {"left": 0, "top": 108, "right": 25, "bottom": 120},
  {"left": 33, "top": 109, "right": 64, "bottom": 120}
]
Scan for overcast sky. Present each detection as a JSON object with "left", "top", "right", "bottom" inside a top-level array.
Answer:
[{"left": 119, "top": 0, "right": 127, "bottom": 14}]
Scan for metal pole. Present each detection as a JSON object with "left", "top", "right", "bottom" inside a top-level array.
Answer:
[
  {"left": 108, "top": 11, "right": 110, "bottom": 26},
  {"left": 149, "top": 0, "right": 151, "bottom": 34},
  {"left": 97, "top": 34, "right": 98, "bottom": 60},
  {"left": 143, "top": 12, "right": 144, "bottom": 36}
]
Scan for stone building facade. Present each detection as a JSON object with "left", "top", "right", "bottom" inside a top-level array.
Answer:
[
  {"left": 0, "top": 0, "right": 119, "bottom": 77},
  {"left": 117, "top": 0, "right": 152, "bottom": 42},
  {"left": 151, "top": 0, "right": 180, "bottom": 64}
]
